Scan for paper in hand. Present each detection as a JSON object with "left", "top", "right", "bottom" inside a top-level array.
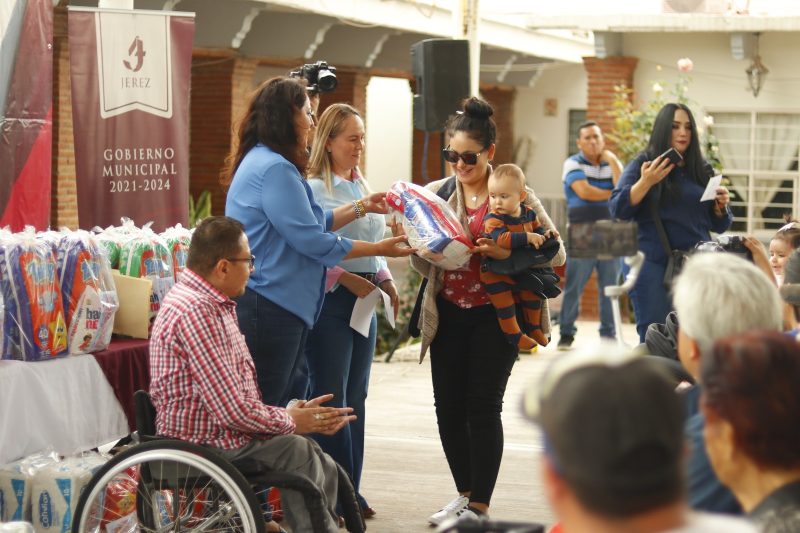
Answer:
[
  {"left": 349, "top": 287, "right": 396, "bottom": 337},
  {"left": 700, "top": 175, "right": 723, "bottom": 202}
]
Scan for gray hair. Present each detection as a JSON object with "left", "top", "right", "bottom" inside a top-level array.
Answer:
[{"left": 673, "top": 253, "right": 783, "bottom": 355}]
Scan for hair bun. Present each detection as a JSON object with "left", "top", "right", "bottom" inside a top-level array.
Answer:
[{"left": 462, "top": 97, "right": 493, "bottom": 120}]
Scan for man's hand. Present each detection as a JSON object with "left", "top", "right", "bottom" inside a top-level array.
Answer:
[
  {"left": 527, "top": 232, "right": 546, "bottom": 249},
  {"left": 472, "top": 238, "right": 511, "bottom": 259},
  {"left": 287, "top": 394, "right": 356, "bottom": 436},
  {"left": 339, "top": 272, "right": 376, "bottom": 298}
]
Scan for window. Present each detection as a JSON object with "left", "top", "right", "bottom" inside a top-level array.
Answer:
[
  {"left": 567, "top": 109, "right": 586, "bottom": 156},
  {"left": 711, "top": 111, "right": 800, "bottom": 234}
]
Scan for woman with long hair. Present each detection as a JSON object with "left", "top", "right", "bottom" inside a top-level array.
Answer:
[
  {"left": 609, "top": 103, "right": 733, "bottom": 342},
  {"left": 303, "top": 103, "right": 396, "bottom": 519},
  {"left": 222, "top": 77, "right": 413, "bottom": 408}
]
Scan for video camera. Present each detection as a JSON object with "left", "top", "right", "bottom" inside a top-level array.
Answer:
[{"left": 289, "top": 61, "right": 338, "bottom": 94}]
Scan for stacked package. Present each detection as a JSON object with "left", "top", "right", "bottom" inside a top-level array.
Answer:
[
  {"left": 0, "top": 453, "right": 59, "bottom": 523},
  {"left": 161, "top": 223, "right": 192, "bottom": 281},
  {"left": 91, "top": 218, "right": 140, "bottom": 270},
  {"left": 56, "top": 231, "right": 118, "bottom": 354},
  {"left": 118, "top": 227, "right": 175, "bottom": 324},
  {"left": 0, "top": 230, "right": 67, "bottom": 361},
  {"left": 386, "top": 181, "right": 472, "bottom": 270}
]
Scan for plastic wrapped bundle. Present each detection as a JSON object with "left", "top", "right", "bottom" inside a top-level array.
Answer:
[
  {"left": 56, "top": 231, "right": 118, "bottom": 354},
  {"left": 0, "top": 229, "right": 67, "bottom": 361},
  {"left": 118, "top": 229, "right": 174, "bottom": 324},
  {"left": 92, "top": 218, "right": 140, "bottom": 269},
  {"left": 0, "top": 451, "right": 59, "bottom": 523},
  {"left": 386, "top": 181, "right": 472, "bottom": 270},
  {"left": 161, "top": 223, "right": 192, "bottom": 281}
]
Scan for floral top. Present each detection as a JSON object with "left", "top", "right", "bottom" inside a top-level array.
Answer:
[{"left": 440, "top": 200, "right": 490, "bottom": 308}]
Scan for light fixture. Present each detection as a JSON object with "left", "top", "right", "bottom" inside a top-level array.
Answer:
[{"left": 745, "top": 33, "right": 768, "bottom": 97}]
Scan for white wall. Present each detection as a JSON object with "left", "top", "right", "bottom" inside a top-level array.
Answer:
[
  {"left": 624, "top": 32, "right": 800, "bottom": 114},
  {"left": 512, "top": 64, "right": 587, "bottom": 198},
  {"left": 364, "top": 77, "right": 413, "bottom": 192}
]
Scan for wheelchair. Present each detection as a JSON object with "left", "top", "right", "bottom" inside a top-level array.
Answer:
[{"left": 71, "top": 390, "right": 366, "bottom": 532}]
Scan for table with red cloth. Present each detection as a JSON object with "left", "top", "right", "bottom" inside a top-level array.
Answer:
[{"left": 0, "top": 337, "right": 150, "bottom": 466}]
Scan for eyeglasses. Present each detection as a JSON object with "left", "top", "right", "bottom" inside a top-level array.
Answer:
[
  {"left": 442, "top": 147, "right": 483, "bottom": 165},
  {"left": 227, "top": 255, "right": 255, "bottom": 268}
]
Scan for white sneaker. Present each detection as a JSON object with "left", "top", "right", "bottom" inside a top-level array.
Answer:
[
  {"left": 435, "top": 508, "right": 482, "bottom": 532},
  {"left": 428, "top": 495, "right": 469, "bottom": 526}
]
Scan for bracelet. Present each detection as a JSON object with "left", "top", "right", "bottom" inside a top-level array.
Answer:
[{"left": 353, "top": 200, "right": 366, "bottom": 219}]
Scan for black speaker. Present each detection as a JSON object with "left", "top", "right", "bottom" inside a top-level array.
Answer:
[{"left": 411, "top": 39, "right": 470, "bottom": 132}]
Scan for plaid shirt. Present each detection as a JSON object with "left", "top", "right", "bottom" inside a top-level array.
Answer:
[{"left": 149, "top": 268, "right": 295, "bottom": 449}]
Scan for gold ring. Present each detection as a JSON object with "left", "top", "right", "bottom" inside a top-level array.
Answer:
[{"left": 314, "top": 413, "right": 323, "bottom": 421}]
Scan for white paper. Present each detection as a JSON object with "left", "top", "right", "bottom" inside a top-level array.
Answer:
[
  {"left": 700, "top": 175, "right": 723, "bottom": 202},
  {"left": 349, "top": 287, "right": 396, "bottom": 337}
]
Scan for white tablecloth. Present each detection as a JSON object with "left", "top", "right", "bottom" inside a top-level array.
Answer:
[{"left": 0, "top": 355, "right": 128, "bottom": 466}]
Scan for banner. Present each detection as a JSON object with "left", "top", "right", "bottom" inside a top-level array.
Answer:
[
  {"left": 68, "top": 7, "right": 194, "bottom": 231},
  {"left": 0, "top": 0, "right": 53, "bottom": 231}
]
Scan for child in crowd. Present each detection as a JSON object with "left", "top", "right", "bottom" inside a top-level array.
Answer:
[
  {"left": 768, "top": 217, "right": 800, "bottom": 285},
  {"left": 479, "top": 164, "right": 555, "bottom": 349}
]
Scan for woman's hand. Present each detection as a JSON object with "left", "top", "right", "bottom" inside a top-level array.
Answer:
[
  {"left": 388, "top": 217, "right": 405, "bottom": 238},
  {"left": 379, "top": 279, "right": 400, "bottom": 320},
  {"left": 339, "top": 272, "right": 376, "bottom": 298},
  {"left": 472, "top": 238, "right": 511, "bottom": 260},
  {"left": 375, "top": 235, "right": 416, "bottom": 257},
  {"left": 287, "top": 394, "right": 356, "bottom": 436},
  {"left": 362, "top": 192, "right": 390, "bottom": 215},
  {"left": 713, "top": 186, "right": 730, "bottom": 217},
  {"left": 640, "top": 156, "right": 674, "bottom": 187},
  {"left": 742, "top": 235, "right": 774, "bottom": 285}
]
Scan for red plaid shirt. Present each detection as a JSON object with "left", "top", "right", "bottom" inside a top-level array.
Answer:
[{"left": 149, "top": 268, "right": 295, "bottom": 449}]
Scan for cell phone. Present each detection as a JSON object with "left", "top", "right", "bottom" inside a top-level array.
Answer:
[
  {"left": 658, "top": 147, "right": 683, "bottom": 166},
  {"left": 567, "top": 220, "right": 639, "bottom": 259}
]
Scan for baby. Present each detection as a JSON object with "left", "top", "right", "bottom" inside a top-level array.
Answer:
[{"left": 480, "top": 164, "right": 555, "bottom": 349}]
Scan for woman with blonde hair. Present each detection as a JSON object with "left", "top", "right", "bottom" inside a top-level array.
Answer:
[{"left": 304, "top": 103, "right": 396, "bottom": 519}]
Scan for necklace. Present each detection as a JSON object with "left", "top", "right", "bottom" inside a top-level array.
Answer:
[{"left": 471, "top": 195, "right": 478, "bottom": 203}]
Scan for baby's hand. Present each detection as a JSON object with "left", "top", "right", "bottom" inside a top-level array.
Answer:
[{"left": 528, "top": 232, "right": 546, "bottom": 249}]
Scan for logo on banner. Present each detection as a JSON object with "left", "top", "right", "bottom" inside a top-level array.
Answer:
[{"left": 95, "top": 11, "right": 173, "bottom": 119}]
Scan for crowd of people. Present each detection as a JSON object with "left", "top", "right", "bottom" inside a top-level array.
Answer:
[{"left": 143, "top": 63, "right": 800, "bottom": 533}]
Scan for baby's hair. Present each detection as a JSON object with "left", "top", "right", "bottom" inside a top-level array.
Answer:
[
  {"left": 773, "top": 214, "right": 800, "bottom": 249},
  {"left": 491, "top": 163, "right": 526, "bottom": 191}
]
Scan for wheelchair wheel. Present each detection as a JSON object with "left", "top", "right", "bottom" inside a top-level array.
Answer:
[{"left": 72, "top": 439, "right": 266, "bottom": 533}]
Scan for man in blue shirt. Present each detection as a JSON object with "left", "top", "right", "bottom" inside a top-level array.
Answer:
[{"left": 558, "top": 121, "right": 623, "bottom": 349}]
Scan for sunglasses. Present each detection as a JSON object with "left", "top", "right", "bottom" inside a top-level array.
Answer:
[
  {"left": 442, "top": 147, "right": 483, "bottom": 166},
  {"left": 227, "top": 255, "right": 255, "bottom": 268}
]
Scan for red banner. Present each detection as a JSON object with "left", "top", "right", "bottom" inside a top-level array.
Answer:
[
  {"left": 68, "top": 8, "right": 194, "bottom": 231},
  {"left": 0, "top": 0, "right": 53, "bottom": 231}
]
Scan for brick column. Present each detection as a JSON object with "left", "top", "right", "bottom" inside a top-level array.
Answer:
[
  {"left": 574, "top": 57, "right": 637, "bottom": 322},
  {"left": 582, "top": 56, "right": 638, "bottom": 153}
]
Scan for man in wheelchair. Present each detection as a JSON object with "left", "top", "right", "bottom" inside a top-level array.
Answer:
[{"left": 149, "top": 216, "right": 355, "bottom": 532}]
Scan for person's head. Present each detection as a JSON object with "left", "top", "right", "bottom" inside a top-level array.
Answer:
[
  {"left": 443, "top": 97, "right": 497, "bottom": 188},
  {"left": 488, "top": 164, "right": 526, "bottom": 216},
  {"left": 525, "top": 345, "right": 685, "bottom": 524},
  {"left": 576, "top": 121, "right": 605, "bottom": 164},
  {"left": 308, "top": 103, "right": 365, "bottom": 191},
  {"left": 769, "top": 218, "right": 800, "bottom": 282},
  {"left": 701, "top": 330, "right": 800, "bottom": 507},
  {"left": 673, "top": 253, "right": 783, "bottom": 379},
  {"left": 220, "top": 77, "right": 314, "bottom": 185},
  {"left": 646, "top": 103, "right": 709, "bottom": 188},
  {"left": 779, "top": 249, "right": 800, "bottom": 322},
  {"left": 186, "top": 216, "right": 253, "bottom": 298}
]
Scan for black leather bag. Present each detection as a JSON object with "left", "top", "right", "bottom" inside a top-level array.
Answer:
[{"left": 650, "top": 198, "right": 690, "bottom": 288}]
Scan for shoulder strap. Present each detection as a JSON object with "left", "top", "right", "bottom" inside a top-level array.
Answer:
[
  {"left": 435, "top": 176, "right": 457, "bottom": 201},
  {"left": 649, "top": 196, "right": 673, "bottom": 254}
]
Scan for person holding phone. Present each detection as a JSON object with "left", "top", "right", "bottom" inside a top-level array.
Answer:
[{"left": 609, "top": 102, "right": 733, "bottom": 342}]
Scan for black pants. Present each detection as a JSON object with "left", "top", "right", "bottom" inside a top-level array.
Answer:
[{"left": 430, "top": 295, "right": 518, "bottom": 506}]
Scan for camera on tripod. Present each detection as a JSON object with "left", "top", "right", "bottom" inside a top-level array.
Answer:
[{"left": 290, "top": 61, "right": 338, "bottom": 94}]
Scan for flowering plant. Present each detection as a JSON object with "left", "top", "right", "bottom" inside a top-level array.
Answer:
[{"left": 606, "top": 58, "right": 722, "bottom": 172}]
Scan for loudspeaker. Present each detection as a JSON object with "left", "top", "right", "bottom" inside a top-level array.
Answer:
[{"left": 411, "top": 39, "right": 470, "bottom": 132}]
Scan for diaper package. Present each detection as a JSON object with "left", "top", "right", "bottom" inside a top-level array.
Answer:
[
  {"left": 0, "top": 452, "right": 60, "bottom": 523},
  {"left": 118, "top": 228, "right": 174, "bottom": 324},
  {"left": 56, "top": 231, "right": 118, "bottom": 354},
  {"left": 160, "top": 224, "right": 192, "bottom": 282},
  {"left": 0, "top": 230, "right": 67, "bottom": 361},
  {"left": 386, "top": 181, "right": 472, "bottom": 270},
  {"left": 31, "top": 454, "right": 106, "bottom": 533}
]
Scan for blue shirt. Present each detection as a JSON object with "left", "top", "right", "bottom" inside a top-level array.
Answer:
[
  {"left": 562, "top": 152, "right": 614, "bottom": 221},
  {"left": 609, "top": 152, "right": 733, "bottom": 264},
  {"left": 225, "top": 144, "right": 353, "bottom": 327},
  {"left": 307, "top": 174, "right": 388, "bottom": 274}
]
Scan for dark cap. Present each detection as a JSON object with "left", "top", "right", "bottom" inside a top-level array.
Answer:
[{"left": 524, "top": 345, "right": 685, "bottom": 516}]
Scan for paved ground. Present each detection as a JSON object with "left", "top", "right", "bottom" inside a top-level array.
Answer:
[{"left": 358, "top": 320, "right": 638, "bottom": 532}]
